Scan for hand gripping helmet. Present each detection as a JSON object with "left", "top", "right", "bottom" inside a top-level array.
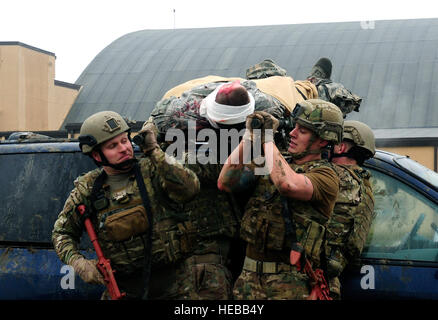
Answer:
[
  {"left": 79, "top": 111, "right": 131, "bottom": 154},
  {"left": 342, "top": 120, "right": 376, "bottom": 162},
  {"left": 291, "top": 99, "right": 344, "bottom": 144}
]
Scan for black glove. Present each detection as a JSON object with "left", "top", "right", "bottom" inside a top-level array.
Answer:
[{"left": 245, "top": 111, "right": 279, "bottom": 144}]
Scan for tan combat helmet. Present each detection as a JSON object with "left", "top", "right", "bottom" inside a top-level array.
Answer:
[
  {"left": 289, "top": 99, "right": 344, "bottom": 160},
  {"left": 343, "top": 120, "right": 376, "bottom": 160},
  {"left": 292, "top": 99, "right": 344, "bottom": 144},
  {"left": 79, "top": 111, "right": 130, "bottom": 154}
]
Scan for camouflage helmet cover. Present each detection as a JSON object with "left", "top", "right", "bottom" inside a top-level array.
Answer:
[
  {"left": 343, "top": 120, "right": 376, "bottom": 157},
  {"left": 292, "top": 99, "right": 344, "bottom": 144},
  {"left": 79, "top": 111, "right": 130, "bottom": 154}
]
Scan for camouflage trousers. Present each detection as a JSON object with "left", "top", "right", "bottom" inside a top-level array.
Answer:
[
  {"left": 148, "top": 253, "right": 234, "bottom": 300},
  {"left": 326, "top": 246, "right": 346, "bottom": 300},
  {"left": 233, "top": 261, "right": 311, "bottom": 300}
]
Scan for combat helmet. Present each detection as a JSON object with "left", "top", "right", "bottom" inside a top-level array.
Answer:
[
  {"left": 79, "top": 111, "right": 131, "bottom": 154},
  {"left": 291, "top": 99, "right": 344, "bottom": 144},
  {"left": 342, "top": 120, "right": 376, "bottom": 161}
]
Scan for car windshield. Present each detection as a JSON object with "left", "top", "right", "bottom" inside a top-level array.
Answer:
[{"left": 395, "top": 156, "right": 438, "bottom": 189}]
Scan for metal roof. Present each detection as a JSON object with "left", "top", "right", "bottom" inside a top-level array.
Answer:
[{"left": 65, "top": 18, "right": 438, "bottom": 136}]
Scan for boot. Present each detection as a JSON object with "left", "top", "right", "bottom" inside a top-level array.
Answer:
[{"left": 307, "top": 57, "right": 332, "bottom": 80}]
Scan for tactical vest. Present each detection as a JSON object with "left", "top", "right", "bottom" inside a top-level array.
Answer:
[
  {"left": 150, "top": 182, "right": 239, "bottom": 266},
  {"left": 76, "top": 159, "right": 159, "bottom": 276},
  {"left": 326, "top": 164, "right": 375, "bottom": 277},
  {"left": 80, "top": 159, "right": 239, "bottom": 272},
  {"left": 167, "top": 159, "right": 240, "bottom": 258},
  {"left": 241, "top": 159, "right": 335, "bottom": 268}
]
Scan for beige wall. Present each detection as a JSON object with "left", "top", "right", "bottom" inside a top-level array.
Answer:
[
  {"left": 0, "top": 43, "right": 80, "bottom": 131},
  {"left": 50, "top": 83, "right": 82, "bottom": 130},
  {"left": 379, "top": 146, "right": 435, "bottom": 171}
]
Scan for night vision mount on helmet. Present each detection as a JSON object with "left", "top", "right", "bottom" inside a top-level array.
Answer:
[
  {"left": 291, "top": 99, "right": 344, "bottom": 144},
  {"left": 78, "top": 111, "right": 136, "bottom": 170},
  {"left": 79, "top": 111, "right": 131, "bottom": 154}
]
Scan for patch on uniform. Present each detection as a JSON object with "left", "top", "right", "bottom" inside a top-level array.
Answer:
[{"left": 103, "top": 117, "right": 121, "bottom": 133}]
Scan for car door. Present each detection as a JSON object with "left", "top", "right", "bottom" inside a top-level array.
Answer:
[
  {"left": 0, "top": 142, "right": 103, "bottom": 299},
  {"left": 341, "top": 155, "right": 438, "bottom": 299}
]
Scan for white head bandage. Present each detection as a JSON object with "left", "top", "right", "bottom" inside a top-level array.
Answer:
[{"left": 200, "top": 83, "right": 255, "bottom": 128}]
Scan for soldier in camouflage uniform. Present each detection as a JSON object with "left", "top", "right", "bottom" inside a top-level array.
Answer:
[
  {"left": 51, "top": 111, "right": 199, "bottom": 299},
  {"left": 326, "top": 120, "right": 376, "bottom": 299},
  {"left": 218, "top": 99, "right": 344, "bottom": 300},
  {"left": 144, "top": 81, "right": 258, "bottom": 300}
]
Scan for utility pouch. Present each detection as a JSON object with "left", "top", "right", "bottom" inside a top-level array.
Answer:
[
  {"left": 294, "top": 215, "right": 326, "bottom": 266},
  {"left": 240, "top": 200, "right": 285, "bottom": 251},
  {"left": 104, "top": 205, "right": 149, "bottom": 241}
]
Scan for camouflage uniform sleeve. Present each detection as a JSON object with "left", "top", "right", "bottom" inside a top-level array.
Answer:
[
  {"left": 51, "top": 176, "right": 92, "bottom": 266},
  {"left": 148, "top": 148, "right": 200, "bottom": 203}
]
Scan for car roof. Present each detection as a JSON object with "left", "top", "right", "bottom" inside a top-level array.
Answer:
[
  {"left": 0, "top": 139, "right": 81, "bottom": 154},
  {"left": 367, "top": 149, "right": 438, "bottom": 195}
]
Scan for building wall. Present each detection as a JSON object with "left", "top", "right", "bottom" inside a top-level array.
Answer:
[
  {"left": 0, "top": 43, "right": 80, "bottom": 131},
  {"left": 50, "top": 83, "right": 82, "bottom": 130},
  {"left": 380, "top": 146, "right": 435, "bottom": 171}
]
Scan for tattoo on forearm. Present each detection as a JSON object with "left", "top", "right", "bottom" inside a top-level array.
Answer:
[
  {"left": 277, "top": 160, "right": 286, "bottom": 177},
  {"left": 223, "top": 167, "right": 254, "bottom": 192}
]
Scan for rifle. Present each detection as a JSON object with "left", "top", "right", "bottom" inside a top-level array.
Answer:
[
  {"left": 76, "top": 204, "right": 126, "bottom": 300},
  {"left": 290, "top": 245, "right": 331, "bottom": 300}
]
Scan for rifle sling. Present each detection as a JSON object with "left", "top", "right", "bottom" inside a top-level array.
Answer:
[{"left": 132, "top": 162, "right": 154, "bottom": 300}]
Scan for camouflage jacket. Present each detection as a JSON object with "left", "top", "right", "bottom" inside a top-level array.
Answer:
[
  {"left": 326, "top": 164, "right": 375, "bottom": 277},
  {"left": 183, "top": 159, "right": 241, "bottom": 242},
  {"left": 241, "top": 159, "right": 339, "bottom": 268},
  {"left": 51, "top": 149, "right": 199, "bottom": 274},
  {"left": 314, "top": 78, "right": 362, "bottom": 118}
]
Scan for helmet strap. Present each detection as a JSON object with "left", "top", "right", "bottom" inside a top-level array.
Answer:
[
  {"left": 321, "top": 143, "right": 334, "bottom": 161},
  {"left": 331, "top": 147, "right": 368, "bottom": 165},
  {"left": 91, "top": 133, "right": 137, "bottom": 171}
]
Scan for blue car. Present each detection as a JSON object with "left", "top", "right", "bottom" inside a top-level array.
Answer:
[
  {"left": 1, "top": 137, "right": 438, "bottom": 299},
  {"left": 341, "top": 150, "right": 438, "bottom": 299}
]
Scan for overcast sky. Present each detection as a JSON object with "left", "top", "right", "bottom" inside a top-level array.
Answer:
[{"left": 2, "top": 0, "right": 437, "bottom": 83}]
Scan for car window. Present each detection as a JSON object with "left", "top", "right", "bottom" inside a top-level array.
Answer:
[
  {"left": 395, "top": 156, "right": 438, "bottom": 189},
  {"left": 362, "top": 168, "right": 438, "bottom": 262},
  {"left": 0, "top": 151, "right": 95, "bottom": 245}
]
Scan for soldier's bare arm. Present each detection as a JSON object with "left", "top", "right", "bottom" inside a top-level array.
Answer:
[
  {"left": 263, "top": 141, "right": 314, "bottom": 201},
  {"left": 218, "top": 139, "right": 254, "bottom": 193}
]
